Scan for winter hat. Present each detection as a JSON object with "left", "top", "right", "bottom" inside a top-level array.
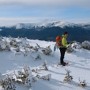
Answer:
[{"left": 64, "top": 31, "right": 68, "bottom": 35}]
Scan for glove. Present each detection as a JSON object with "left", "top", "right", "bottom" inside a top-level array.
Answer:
[{"left": 66, "top": 44, "right": 71, "bottom": 48}]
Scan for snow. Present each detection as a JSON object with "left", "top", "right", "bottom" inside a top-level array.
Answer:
[
  {"left": 15, "top": 23, "right": 36, "bottom": 29},
  {"left": 11, "top": 21, "right": 90, "bottom": 29},
  {"left": 0, "top": 37, "right": 90, "bottom": 90}
]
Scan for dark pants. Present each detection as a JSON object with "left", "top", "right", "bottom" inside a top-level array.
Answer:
[{"left": 59, "top": 48, "right": 67, "bottom": 64}]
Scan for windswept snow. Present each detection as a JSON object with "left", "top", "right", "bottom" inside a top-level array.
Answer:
[{"left": 0, "top": 37, "right": 90, "bottom": 90}]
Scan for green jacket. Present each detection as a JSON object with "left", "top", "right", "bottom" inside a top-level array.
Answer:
[{"left": 61, "top": 35, "right": 68, "bottom": 48}]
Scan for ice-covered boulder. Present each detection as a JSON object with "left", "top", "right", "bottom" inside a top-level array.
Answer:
[
  {"left": 82, "top": 41, "right": 90, "bottom": 50},
  {"left": 71, "top": 41, "right": 82, "bottom": 49}
]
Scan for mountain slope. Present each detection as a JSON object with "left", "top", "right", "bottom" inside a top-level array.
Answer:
[
  {"left": 0, "top": 21, "right": 90, "bottom": 42},
  {"left": 13, "top": 21, "right": 90, "bottom": 29},
  {"left": 0, "top": 37, "right": 90, "bottom": 90}
]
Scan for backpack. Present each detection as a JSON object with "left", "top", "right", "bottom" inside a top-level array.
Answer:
[{"left": 56, "top": 36, "right": 62, "bottom": 47}]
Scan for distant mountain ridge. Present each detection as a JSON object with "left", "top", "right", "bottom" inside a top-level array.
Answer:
[
  {"left": 0, "top": 21, "right": 90, "bottom": 42},
  {"left": 13, "top": 21, "right": 90, "bottom": 29}
]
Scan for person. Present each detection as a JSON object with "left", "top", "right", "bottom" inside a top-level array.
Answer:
[{"left": 58, "top": 32, "right": 69, "bottom": 66}]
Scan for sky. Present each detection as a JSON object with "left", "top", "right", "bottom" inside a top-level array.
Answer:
[{"left": 0, "top": 0, "right": 90, "bottom": 26}]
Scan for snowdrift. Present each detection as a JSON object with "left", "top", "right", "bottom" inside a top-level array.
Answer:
[{"left": 0, "top": 37, "right": 90, "bottom": 90}]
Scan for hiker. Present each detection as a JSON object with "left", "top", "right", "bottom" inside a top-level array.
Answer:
[{"left": 56, "top": 32, "right": 69, "bottom": 66}]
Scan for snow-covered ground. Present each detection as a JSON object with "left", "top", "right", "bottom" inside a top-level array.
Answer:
[{"left": 0, "top": 37, "right": 90, "bottom": 90}]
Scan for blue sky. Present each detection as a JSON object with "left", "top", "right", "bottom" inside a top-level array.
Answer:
[{"left": 0, "top": 0, "right": 90, "bottom": 26}]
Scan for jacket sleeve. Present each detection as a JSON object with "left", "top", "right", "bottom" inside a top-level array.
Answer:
[{"left": 62, "top": 38, "right": 68, "bottom": 47}]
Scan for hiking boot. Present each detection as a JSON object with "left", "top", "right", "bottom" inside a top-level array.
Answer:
[
  {"left": 61, "top": 63, "right": 66, "bottom": 66},
  {"left": 61, "top": 62, "right": 68, "bottom": 66}
]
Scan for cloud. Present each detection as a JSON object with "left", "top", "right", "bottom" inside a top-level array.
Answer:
[
  {"left": 0, "top": 0, "right": 90, "bottom": 7},
  {"left": 0, "top": 17, "right": 90, "bottom": 26},
  {"left": 0, "top": 17, "right": 55, "bottom": 26}
]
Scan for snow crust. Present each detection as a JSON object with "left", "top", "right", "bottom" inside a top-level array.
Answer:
[{"left": 0, "top": 37, "right": 90, "bottom": 90}]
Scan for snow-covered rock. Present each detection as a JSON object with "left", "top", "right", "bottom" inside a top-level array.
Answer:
[
  {"left": 71, "top": 41, "right": 82, "bottom": 49},
  {"left": 82, "top": 41, "right": 90, "bottom": 50}
]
